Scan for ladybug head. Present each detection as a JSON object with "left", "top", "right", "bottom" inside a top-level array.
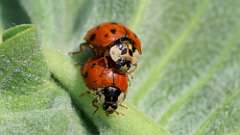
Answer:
[
  {"left": 109, "top": 38, "right": 140, "bottom": 73},
  {"left": 100, "top": 86, "right": 126, "bottom": 114}
]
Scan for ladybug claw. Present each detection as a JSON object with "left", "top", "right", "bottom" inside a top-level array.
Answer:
[
  {"left": 93, "top": 108, "right": 99, "bottom": 115},
  {"left": 130, "top": 74, "right": 134, "bottom": 79}
]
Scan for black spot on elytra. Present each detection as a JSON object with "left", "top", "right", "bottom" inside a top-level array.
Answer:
[
  {"left": 91, "top": 63, "right": 96, "bottom": 68},
  {"left": 110, "top": 29, "right": 117, "bottom": 34},
  {"left": 83, "top": 72, "right": 88, "bottom": 78},
  {"left": 104, "top": 33, "right": 109, "bottom": 37},
  {"left": 90, "top": 34, "right": 96, "bottom": 41},
  {"left": 96, "top": 25, "right": 100, "bottom": 29},
  {"left": 110, "top": 22, "right": 118, "bottom": 25}
]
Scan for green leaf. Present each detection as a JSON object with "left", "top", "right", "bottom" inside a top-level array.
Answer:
[
  {"left": 0, "top": 25, "right": 91, "bottom": 135},
  {"left": 1, "top": 0, "right": 240, "bottom": 135}
]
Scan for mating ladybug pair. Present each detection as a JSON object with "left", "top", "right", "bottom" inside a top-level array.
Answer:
[{"left": 72, "top": 22, "right": 142, "bottom": 115}]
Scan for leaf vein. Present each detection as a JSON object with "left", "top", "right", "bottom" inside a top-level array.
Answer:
[
  {"left": 193, "top": 88, "right": 240, "bottom": 135},
  {"left": 158, "top": 27, "right": 240, "bottom": 126},
  {"left": 132, "top": 0, "right": 210, "bottom": 104}
]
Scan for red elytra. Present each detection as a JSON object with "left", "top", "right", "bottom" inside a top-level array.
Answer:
[
  {"left": 84, "top": 22, "right": 142, "bottom": 54},
  {"left": 81, "top": 57, "right": 128, "bottom": 93}
]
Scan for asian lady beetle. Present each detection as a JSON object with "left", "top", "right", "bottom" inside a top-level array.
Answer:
[
  {"left": 81, "top": 57, "right": 128, "bottom": 114},
  {"left": 80, "top": 22, "right": 142, "bottom": 74}
]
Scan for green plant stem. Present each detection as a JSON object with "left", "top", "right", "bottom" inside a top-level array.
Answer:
[{"left": 43, "top": 47, "right": 170, "bottom": 135}]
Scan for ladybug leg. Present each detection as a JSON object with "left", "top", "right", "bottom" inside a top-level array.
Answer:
[
  {"left": 103, "top": 51, "right": 109, "bottom": 68},
  {"left": 92, "top": 97, "right": 100, "bottom": 114},
  {"left": 120, "top": 104, "right": 128, "bottom": 109},
  {"left": 80, "top": 42, "right": 91, "bottom": 52},
  {"left": 114, "top": 110, "right": 124, "bottom": 116},
  {"left": 73, "top": 62, "right": 81, "bottom": 66},
  {"left": 68, "top": 42, "right": 89, "bottom": 56},
  {"left": 104, "top": 57, "right": 109, "bottom": 68},
  {"left": 79, "top": 91, "right": 91, "bottom": 97},
  {"left": 128, "top": 63, "right": 138, "bottom": 74},
  {"left": 68, "top": 50, "right": 81, "bottom": 56}
]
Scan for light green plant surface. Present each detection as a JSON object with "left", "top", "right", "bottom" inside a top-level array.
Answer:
[{"left": 0, "top": 0, "right": 240, "bottom": 135}]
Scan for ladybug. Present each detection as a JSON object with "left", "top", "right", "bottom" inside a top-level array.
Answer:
[
  {"left": 81, "top": 57, "right": 128, "bottom": 114},
  {"left": 81, "top": 22, "right": 142, "bottom": 74}
]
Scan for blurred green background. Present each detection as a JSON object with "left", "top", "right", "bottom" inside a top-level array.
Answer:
[{"left": 1, "top": 0, "right": 240, "bottom": 135}]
